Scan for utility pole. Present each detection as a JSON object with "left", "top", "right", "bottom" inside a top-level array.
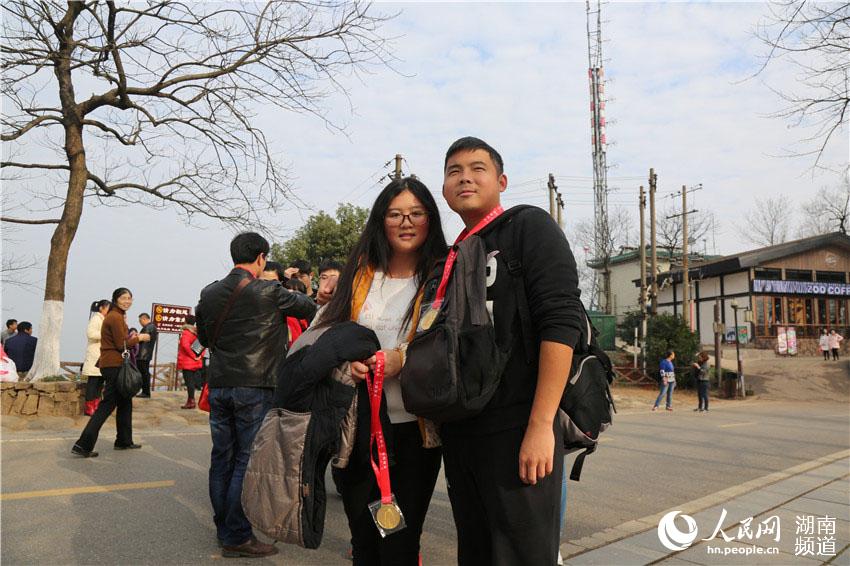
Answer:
[
  {"left": 714, "top": 299, "right": 723, "bottom": 390},
  {"left": 681, "top": 185, "right": 690, "bottom": 328},
  {"left": 556, "top": 193, "right": 565, "bottom": 229},
  {"left": 639, "top": 185, "right": 648, "bottom": 374},
  {"left": 649, "top": 169, "right": 658, "bottom": 315},
  {"left": 666, "top": 184, "right": 702, "bottom": 328},
  {"left": 548, "top": 174, "right": 557, "bottom": 219},
  {"left": 394, "top": 154, "right": 403, "bottom": 180}
]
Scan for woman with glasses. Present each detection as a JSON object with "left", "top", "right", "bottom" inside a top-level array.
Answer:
[{"left": 317, "top": 177, "right": 447, "bottom": 565}]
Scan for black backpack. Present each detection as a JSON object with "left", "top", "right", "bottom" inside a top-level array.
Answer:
[{"left": 400, "top": 219, "right": 510, "bottom": 423}]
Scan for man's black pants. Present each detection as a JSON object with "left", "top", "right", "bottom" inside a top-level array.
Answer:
[
  {"left": 442, "top": 424, "right": 564, "bottom": 566},
  {"left": 338, "top": 421, "right": 442, "bottom": 566},
  {"left": 137, "top": 359, "right": 151, "bottom": 396}
]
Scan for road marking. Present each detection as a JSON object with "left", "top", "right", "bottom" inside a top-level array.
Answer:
[
  {"left": 719, "top": 421, "right": 757, "bottom": 428},
  {"left": 1, "top": 480, "right": 175, "bottom": 501},
  {"left": 0, "top": 431, "right": 208, "bottom": 443}
]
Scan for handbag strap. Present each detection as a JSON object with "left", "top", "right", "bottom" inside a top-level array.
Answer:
[{"left": 210, "top": 276, "right": 252, "bottom": 350}]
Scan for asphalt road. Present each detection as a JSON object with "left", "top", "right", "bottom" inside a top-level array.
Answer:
[{"left": 1, "top": 398, "right": 848, "bottom": 565}]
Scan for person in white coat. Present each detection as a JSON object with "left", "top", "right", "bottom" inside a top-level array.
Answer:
[
  {"left": 818, "top": 329, "right": 830, "bottom": 361},
  {"left": 82, "top": 300, "right": 110, "bottom": 416},
  {"left": 828, "top": 330, "right": 844, "bottom": 361}
]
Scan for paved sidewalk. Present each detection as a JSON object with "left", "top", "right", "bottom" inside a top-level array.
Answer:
[{"left": 563, "top": 450, "right": 850, "bottom": 565}]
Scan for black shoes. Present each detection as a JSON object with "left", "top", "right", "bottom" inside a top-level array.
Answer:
[
  {"left": 71, "top": 444, "right": 98, "bottom": 458},
  {"left": 114, "top": 443, "right": 142, "bottom": 450},
  {"left": 136, "top": 394, "right": 151, "bottom": 398}
]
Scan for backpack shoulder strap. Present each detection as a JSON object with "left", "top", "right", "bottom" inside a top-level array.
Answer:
[{"left": 495, "top": 209, "right": 535, "bottom": 364}]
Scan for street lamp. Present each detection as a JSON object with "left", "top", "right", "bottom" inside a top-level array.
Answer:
[{"left": 730, "top": 300, "right": 746, "bottom": 399}]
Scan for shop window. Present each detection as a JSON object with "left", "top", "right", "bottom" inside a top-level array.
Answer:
[
  {"left": 754, "top": 268, "right": 782, "bottom": 280},
  {"left": 816, "top": 271, "right": 846, "bottom": 283},
  {"left": 773, "top": 297, "right": 783, "bottom": 324},
  {"left": 754, "top": 295, "right": 781, "bottom": 337},
  {"left": 785, "top": 269, "right": 813, "bottom": 281},
  {"left": 817, "top": 299, "right": 827, "bottom": 325}
]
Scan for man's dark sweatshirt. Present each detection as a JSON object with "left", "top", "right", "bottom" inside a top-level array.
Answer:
[{"left": 441, "top": 205, "right": 584, "bottom": 436}]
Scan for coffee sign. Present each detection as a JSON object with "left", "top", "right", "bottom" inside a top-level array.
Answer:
[{"left": 752, "top": 279, "right": 850, "bottom": 296}]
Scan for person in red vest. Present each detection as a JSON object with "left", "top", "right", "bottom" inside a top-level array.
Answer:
[
  {"left": 177, "top": 315, "right": 205, "bottom": 409},
  {"left": 282, "top": 277, "right": 309, "bottom": 347}
]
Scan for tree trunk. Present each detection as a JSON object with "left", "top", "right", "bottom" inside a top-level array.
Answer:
[{"left": 27, "top": 5, "right": 87, "bottom": 381}]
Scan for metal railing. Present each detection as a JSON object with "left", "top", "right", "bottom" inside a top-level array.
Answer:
[{"left": 59, "top": 361, "right": 179, "bottom": 390}]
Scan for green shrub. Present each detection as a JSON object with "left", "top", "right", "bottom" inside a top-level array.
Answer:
[
  {"left": 617, "top": 311, "right": 643, "bottom": 344},
  {"left": 646, "top": 313, "right": 700, "bottom": 380},
  {"left": 40, "top": 374, "right": 74, "bottom": 382}
]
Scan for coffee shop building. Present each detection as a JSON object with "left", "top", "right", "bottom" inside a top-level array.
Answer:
[{"left": 648, "top": 232, "right": 850, "bottom": 352}]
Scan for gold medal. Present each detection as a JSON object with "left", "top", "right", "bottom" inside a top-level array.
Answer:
[
  {"left": 375, "top": 503, "right": 402, "bottom": 530},
  {"left": 420, "top": 308, "right": 438, "bottom": 331}
]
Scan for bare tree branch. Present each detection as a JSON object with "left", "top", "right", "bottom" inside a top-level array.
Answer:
[
  {"left": 755, "top": 1, "right": 850, "bottom": 169},
  {"left": 1, "top": 217, "right": 61, "bottom": 224},
  {"left": 1, "top": 0, "right": 395, "bottom": 379},
  {"left": 742, "top": 195, "right": 792, "bottom": 246},
  {"left": 799, "top": 179, "right": 850, "bottom": 236}
]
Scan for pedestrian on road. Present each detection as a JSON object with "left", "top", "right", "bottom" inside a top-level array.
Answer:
[
  {"left": 819, "top": 329, "right": 830, "bottom": 361},
  {"left": 828, "top": 330, "right": 843, "bottom": 361},
  {"left": 136, "top": 313, "right": 158, "bottom": 398},
  {"left": 1, "top": 319, "right": 17, "bottom": 344},
  {"left": 692, "top": 351, "right": 710, "bottom": 413},
  {"left": 316, "top": 177, "right": 447, "bottom": 566},
  {"left": 82, "top": 300, "right": 110, "bottom": 416},
  {"left": 5, "top": 321, "right": 37, "bottom": 380},
  {"left": 652, "top": 350, "right": 676, "bottom": 412},
  {"left": 195, "top": 232, "right": 316, "bottom": 558},
  {"left": 177, "top": 315, "right": 204, "bottom": 409},
  {"left": 72, "top": 288, "right": 151, "bottom": 458}
]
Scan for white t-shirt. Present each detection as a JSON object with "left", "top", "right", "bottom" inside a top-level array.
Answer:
[{"left": 357, "top": 272, "right": 418, "bottom": 424}]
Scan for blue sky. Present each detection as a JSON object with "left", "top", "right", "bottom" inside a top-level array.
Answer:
[{"left": 3, "top": 2, "right": 846, "bottom": 361}]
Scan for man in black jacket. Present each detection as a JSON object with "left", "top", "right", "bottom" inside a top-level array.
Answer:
[
  {"left": 439, "top": 137, "right": 584, "bottom": 566},
  {"left": 136, "top": 313, "right": 157, "bottom": 398},
  {"left": 195, "top": 232, "right": 316, "bottom": 559}
]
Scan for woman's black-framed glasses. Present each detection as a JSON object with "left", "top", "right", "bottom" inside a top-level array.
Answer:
[{"left": 385, "top": 211, "right": 429, "bottom": 226}]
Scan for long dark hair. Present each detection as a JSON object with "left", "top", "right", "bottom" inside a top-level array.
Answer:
[
  {"left": 90, "top": 299, "right": 111, "bottom": 313},
  {"left": 319, "top": 177, "right": 447, "bottom": 329}
]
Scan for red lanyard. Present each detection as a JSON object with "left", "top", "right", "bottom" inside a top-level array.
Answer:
[
  {"left": 365, "top": 351, "right": 392, "bottom": 504},
  {"left": 432, "top": 206, "right": 504, "bottom": 310}
]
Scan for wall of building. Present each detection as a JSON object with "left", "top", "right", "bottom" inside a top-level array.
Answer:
[
  {"left": 761, "top": 245, "right": 850, "bottom": 272},
  {"left": 608, "top": 261, "right": 640, "bottom": 318},
  {"left": 602, "top": 257, "right": 671, "bottom": 320}
]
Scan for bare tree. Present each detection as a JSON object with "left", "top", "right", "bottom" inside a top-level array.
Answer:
[
  {"left": 799, "top": 181, "right": 850, "bottom": 236},
  {"left": 657, "top": 207, "right": 716, "bottom": 262},
  {"left": 1, "top": 1, "right": 391, "bottom": 379},
  {"left": 756, "top": 1, "right": 849, "bottom": 168},
  {"left": 572, "top": 206, "right": 636, "bottom": 310},
  {"left": 742, "top": 195, "right": 792, "bottom": 246}
]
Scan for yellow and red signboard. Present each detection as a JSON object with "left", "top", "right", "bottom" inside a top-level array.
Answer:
[{"left": 152, "top": 303, "right": 192, "bottom": 333}]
